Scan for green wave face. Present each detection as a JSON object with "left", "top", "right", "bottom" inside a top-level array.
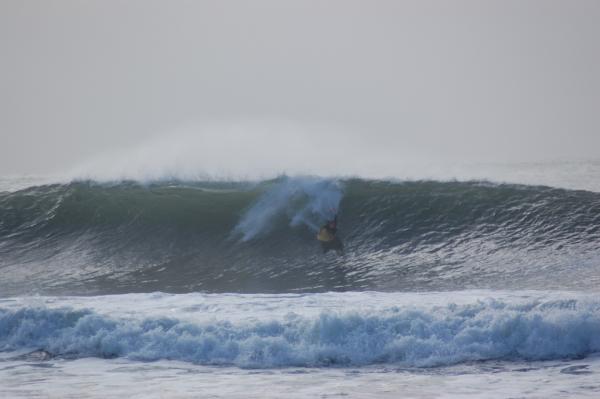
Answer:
[{"left": 1, "top": 177, "right": 600, "bottom": 295}]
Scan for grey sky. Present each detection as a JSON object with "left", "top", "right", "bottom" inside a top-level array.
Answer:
[{"left": 1, "top": 0, "right": 599, "bottom": 177}]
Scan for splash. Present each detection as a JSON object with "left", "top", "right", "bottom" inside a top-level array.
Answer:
[{"left": 233, "top": 177, "right": 343, "bottom": 241}]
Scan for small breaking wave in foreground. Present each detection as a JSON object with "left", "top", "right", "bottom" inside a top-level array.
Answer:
[{"left": 1, "top": 292, "right": 600, "bottom": 368}]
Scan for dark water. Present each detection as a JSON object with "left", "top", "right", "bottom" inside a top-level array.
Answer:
[{"left": 1, "top": 178, "right": 599, "bottom": 295}]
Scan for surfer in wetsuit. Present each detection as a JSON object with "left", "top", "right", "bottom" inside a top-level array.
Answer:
[{"left": 317, "top": 214, "right": 344, "bottom": 255}]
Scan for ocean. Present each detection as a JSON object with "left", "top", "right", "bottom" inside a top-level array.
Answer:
[{"left": 1, "top": 162, "right": 600, "bottom": 398}]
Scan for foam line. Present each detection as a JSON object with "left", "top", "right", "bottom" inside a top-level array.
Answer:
[{"left": 2, "top": 298, "right": 600, "bottom": 368}]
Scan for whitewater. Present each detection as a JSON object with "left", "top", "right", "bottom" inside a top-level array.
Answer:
[{"left": 2, "top": 162, "right": 600, "bottom": 398}]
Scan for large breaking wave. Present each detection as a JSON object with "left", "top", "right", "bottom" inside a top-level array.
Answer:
[{"left": 1, "top": 177, "right": 600, "bottom": 295}]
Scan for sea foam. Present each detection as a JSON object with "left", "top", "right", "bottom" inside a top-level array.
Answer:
[{"left": 2, "top": 295, "right": 600, "bottom": 368}]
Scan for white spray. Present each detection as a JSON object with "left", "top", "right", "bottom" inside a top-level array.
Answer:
[{"left": 234, "top": 177, "right": 343, "bottom": 241}]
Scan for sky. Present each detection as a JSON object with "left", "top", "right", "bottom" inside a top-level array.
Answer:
[{"left": 1, "top": 0, "right": 599, "bottom": 178}]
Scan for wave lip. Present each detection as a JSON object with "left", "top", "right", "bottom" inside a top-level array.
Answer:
[{"left": 2, "top": 297, "right": 600, "bottom": 368}]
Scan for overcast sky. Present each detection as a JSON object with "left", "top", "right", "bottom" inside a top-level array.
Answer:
[{"left": 1, "top": 0, "right": 599, "bottom": 177}]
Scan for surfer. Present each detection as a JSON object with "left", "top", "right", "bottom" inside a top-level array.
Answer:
[{"left": 317, "top": 214, "right": 344, "bottom": 255}]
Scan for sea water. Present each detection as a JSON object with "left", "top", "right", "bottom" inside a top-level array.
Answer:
[{"left": 2, "top": 161, "right": 600, "bottom": 398}]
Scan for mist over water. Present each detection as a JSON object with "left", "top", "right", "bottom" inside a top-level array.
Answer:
[{"left": 23, "top": 124, "right": 595, "bottom": 194}]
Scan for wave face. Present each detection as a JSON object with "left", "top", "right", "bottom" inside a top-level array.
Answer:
[
  {"left": 2, "top": 294, "right": 600, "bottom": 368},
  {"left": 1, "top": 177, "right": 600, "bottom": 295}
]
